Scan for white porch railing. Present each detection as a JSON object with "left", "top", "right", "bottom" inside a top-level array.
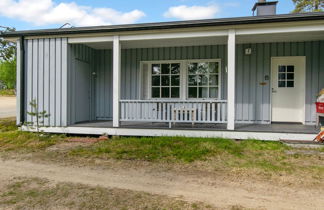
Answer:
[{"left": 120, "top": 100, "right": 227, "bottom": 124}]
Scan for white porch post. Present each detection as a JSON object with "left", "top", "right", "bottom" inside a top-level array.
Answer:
[
  {"left": 227, "top": 29, "right": 236, "bottom": 130},
  {"left": 113, "top": 36, "right": 121, "bottom": 127}
]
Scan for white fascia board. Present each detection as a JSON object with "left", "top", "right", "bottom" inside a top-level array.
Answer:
[
  {"left": 236, "top": 24, "right": 324, "bottom": 35},
  {"left": 68, "top": 36, "right": 113, "bottom": 44},
  {"left": 120, "top": 30, "right": 228, "bottom": 41}
]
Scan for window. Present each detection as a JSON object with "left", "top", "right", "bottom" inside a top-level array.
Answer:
[
  {"left": 188, "top": 62, "right": 220, "bottom": 99},
  {"left": 151, "top": 63, "right": 181, "bottom": 98},
  {"left": 278, "top": 65, "right": 294, "bottom": 88}
]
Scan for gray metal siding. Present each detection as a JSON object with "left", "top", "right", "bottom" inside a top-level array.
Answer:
[
  {"left": 68, "top": 44, "right": 95, "bottom": 125},
  {"left": 24, "top": 38, "right": 68, "bottom": 127},
  {"left": 235, "top": 41, "right": 324, "bottom": 124}
]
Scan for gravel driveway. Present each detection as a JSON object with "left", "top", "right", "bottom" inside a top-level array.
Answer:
[{"left": 0, "top": 96, "right": 16, "bottom": 118}]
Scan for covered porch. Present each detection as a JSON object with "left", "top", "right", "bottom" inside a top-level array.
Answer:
[{"left": 67, "top": 23, "right": 324, "bottom": 133}]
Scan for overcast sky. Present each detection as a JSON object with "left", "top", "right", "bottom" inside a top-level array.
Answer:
[{"left": 0, "top": 0, "right": 295, "bottom": 30}]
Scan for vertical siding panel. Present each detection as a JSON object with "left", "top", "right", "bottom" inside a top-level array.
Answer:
[
  {"left": 305, "top": 42, "right": 312, "bottom": 123},
  {"left": 132, "top": 49, "right": 137, "bottom": 99},
  {"left": 49, "top": 39, "right": 56, "bottom": 126},
  {"left": 263, "top": 43, "right": 271, "bottom": 122},
  {"left": 38, "top": 39, "right": 44, "bottom": 122},
  {"left": 320, "top": 41, "right": 324, "bottom": 99},
  {"left": 311, "top": 41, "right": 319, "bottom": 122},
  {"left": 61, "top": 38, "right": 68, "bottom": 126},
  {"left": 32, "top": 39, "right": 38, "bottom": 122},
  {"left": 256, "top": 43, "right": 264, "bottom": 122},
  {"left": 55, "top": 38, "right": 62, "bottom": 126},
  {"left": 236, "top": 44, "right": 243, "bottom": 121},
  {"left": 242, "top": 44, "right": 250, "bottom": 121}
]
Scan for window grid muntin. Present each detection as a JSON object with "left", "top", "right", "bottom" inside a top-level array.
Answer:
[
  {"left": 278, "top": 65, "right": 295, "bottom": 88},
  {"left": 187, "top": 62, "right": 220, "bottom": 99},
  {"left": 151, "top": 63, "right": 180, "bottom": 98}
]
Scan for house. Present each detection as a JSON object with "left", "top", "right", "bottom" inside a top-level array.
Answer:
[{"left": 1, "top": 1, "right": 324, "bottom": 141}]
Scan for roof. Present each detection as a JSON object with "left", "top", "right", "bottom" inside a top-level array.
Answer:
[
  {"left": 252, "top": 1, "right": 279, "bottom": 11},
  {"left": 1, "top": 12, "right": 324, "bottom": 38}
]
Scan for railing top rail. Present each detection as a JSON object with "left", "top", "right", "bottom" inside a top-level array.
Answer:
[{"left": 120, "top": 99, "right": 227, "bottom": 103}]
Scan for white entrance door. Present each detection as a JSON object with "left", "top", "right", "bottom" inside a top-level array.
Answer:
[{"left": 271, "top": 57, "right": 305, "bottom": 123}]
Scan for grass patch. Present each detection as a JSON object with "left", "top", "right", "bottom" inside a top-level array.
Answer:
[
  {"left": 69, "top": 137, "right": 287, "bottom": 163},
  {"left": 0, "top": 89, "right": 15, "bottom": 96},
  {"left": 0, "top": 118, "right": 64, "bottom": 152},
  {"left": 0, "top": 118, "right": 323, "bottom": 179},
  {"left": 0, "top": 177, "right": 213, "bottom": 210}
]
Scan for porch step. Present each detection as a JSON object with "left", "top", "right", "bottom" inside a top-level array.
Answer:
[{"left": 280, "top": 139, "right": 324, "bottom": 149}]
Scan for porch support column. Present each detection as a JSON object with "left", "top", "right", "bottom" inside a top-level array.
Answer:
[
  {"left": 227, "top": 29, "right": 236, "bottom": 130},
  {"left": 113, "top": 36, "right": 121, "bottom": 127}
]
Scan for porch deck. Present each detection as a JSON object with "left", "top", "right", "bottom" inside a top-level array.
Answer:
[{"left": 72, "top": 121, "right": 318, "bottom": 134}]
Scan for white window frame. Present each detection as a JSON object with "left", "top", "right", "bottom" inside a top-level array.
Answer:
[{"left": 140, "top": 59, "right": 221, "bottom": 100}]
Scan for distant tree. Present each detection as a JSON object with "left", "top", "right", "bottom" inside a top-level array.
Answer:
[
  {"left": 0, "top": 27, "right": 16, "bottom": 90},
  {"left": 292, "top": 0, "right": 324, "bottom": 13},
  {"left": 0, "top": 27, "right": 16, "bottom": 62}
]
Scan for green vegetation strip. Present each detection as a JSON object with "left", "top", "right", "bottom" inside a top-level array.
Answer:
[{"left": 0, "top": 118, "right": 323, "bottom": 177}]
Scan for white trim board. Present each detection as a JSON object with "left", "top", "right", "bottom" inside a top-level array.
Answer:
[{"left": 21, "top": 126, "right": 316, "bottom": 141}]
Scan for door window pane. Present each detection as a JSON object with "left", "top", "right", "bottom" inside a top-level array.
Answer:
[
  {"left": 277, "top": 65, "right": 295, "bottom": 88},
  {"left": 209, "top": 87, "right": 218, "bottom": 98},
  {"left": 199, "top": 87, "right": 208, "bottom": 98},
  {"left": 188, "top": 63, "right": 198, "bottom": 74},
  {"left": 287, "top": 81, "right": 294, "bottom": 88},
  {"left": 287, "top": 65, "right": 294, "bottom": 72}
]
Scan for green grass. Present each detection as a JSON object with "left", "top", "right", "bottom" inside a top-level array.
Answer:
[
  {"left": 0, "top": 177, "right": 213, "bottom": 210},
  {"left": 0, "top": 89, "right": 15, "bottom": 96},
  {"left": 69, "top": 137, "right": 287, "bottom": 163},
  {"left": 0, "top": 118, "right": 64, "bottom": 152},
  {"left": 0, "top": 118, "right": 323, "bottom": 178}
]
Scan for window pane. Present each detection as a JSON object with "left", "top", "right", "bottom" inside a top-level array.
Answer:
[
  {"left": 278, "top": 73, "right": 286, "bottom": 80},
  {"left": 152, "top": 76, "right": 160, "bottom": 86},
  {"left": 278, "top": 66, "right": 286, "bottom": 73},
  {"left": 188, "top": 87, "right": 197, "bottom": 98},
  {"left": 161, "top": 87, "right": 170, "bottom": 98},
  {"left": 188, "top": 63, "right": 198, "bottom": 74},
  {"left": 287, "top": 81, "right": 294, "bottom": 87},
  {"left": 198, "top": 87, "right": 208, "bottom": 98},
  {"left": 171, "top": 63, "right": 180, "bottom": 74},
  {"left": 188, "top": 75, "right": 198, "bottom": 86},
  {"left": 171, "top": 75, "right": 180, "bottom": 86},
  {"left": 209, "top": 75, "right": 218, "bottom": 86},
  {"left": 152, "top": 64, "right": 160, "bottom": 75},
  {"left": 278, "top": 81, "right": 286, "bottom": 88},
  {"left": 209, "top": 87, "right": 218, "bottom": 98},
  {"left": 161, "top": 64, "right": 170, "bottom": 74},
  {"left": 209, "top": 62, "right": 218, "bottom": 73},
  {"left": 287, "top": 73, "right": 294, "bottom": 80},
  {"left": 197, "top": 63, "right": 208, "bottom": 74},
  {"left": 152, "top": 87, "right": 160, "bottom": 98},
  {"left": 200, "top": 75, "right": 208, "bottom": 86},
  {"left": 287, "top": 65, "right": 294, "bottom": 72},
  {"left": 161, "top": 75, "right": 170, "bottom": 86},
  {"left": 171, "top": 87, "right": 180, "bottom": 98}
]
